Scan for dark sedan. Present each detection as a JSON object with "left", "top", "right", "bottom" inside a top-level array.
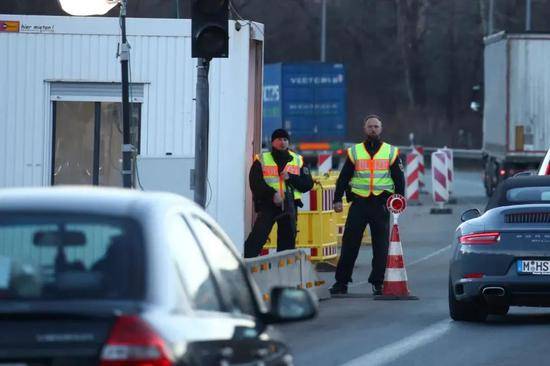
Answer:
[
  {"left": 449, "top": 176, "right": 550, "bottom": 322},
  {"left": 0, "top": 187, "right": 316, "bottom": 365}
]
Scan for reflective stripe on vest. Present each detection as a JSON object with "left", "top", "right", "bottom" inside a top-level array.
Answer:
[
  {"left": 257, "top": 151, "right": 303, "bottom": 200},
  {"left": 349, "top": 142, "right": 397, "bottom": 197}
]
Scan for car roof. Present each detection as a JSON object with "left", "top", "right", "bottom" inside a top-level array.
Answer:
[
  {"left": 486, "top": 176, "right": 550, "bottom": 210},
  {"left": 0, "top": 186, "right": 199, "bottom": 217}
]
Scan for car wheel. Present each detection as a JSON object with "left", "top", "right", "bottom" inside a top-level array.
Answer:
[
  {"left": 488, "top": 304, "right": 509, "bottom": 316},
  {"left": 448, "top": 278, "right": 488, "bottom": 322}
]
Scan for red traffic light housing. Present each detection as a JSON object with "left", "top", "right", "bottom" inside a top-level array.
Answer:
[{"left": 192, "top": 0, "right": 229, "bottom": 59}]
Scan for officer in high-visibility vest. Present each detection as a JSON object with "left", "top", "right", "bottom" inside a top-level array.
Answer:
[
  {"left": 244, "top": 129, "right": 314, "bottom": 258},
  {"left": 330, "top": 115, "right": 405, "bottom": 295}
]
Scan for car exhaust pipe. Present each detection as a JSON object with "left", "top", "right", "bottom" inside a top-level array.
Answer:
[{"left": 482, "top": 287, "right": 505, "bottom": 297}]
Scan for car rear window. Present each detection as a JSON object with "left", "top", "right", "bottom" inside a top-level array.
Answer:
[
  {"left": 0, "top": 213, "right": 144, "bottom": 301},
  {"left": 506, "top": 187, "right": 550, "bottom": 203}
]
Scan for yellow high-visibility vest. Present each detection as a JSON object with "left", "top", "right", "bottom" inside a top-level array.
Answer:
[
  {"left": 348, "top": 142, "right": 398, "bottom": 197},
  {"left": 256, "top": 151, "right": 303, "bottom": 200}
]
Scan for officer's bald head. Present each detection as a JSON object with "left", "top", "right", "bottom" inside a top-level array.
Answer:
[{"left": 363, "top": 115, "right": 383, "bottom": 139}]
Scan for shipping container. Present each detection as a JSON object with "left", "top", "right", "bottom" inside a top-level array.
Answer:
[
  {"left": 482, "top": 32, "right": 550, "bottom": 195},
  {"left": 0, "top": 14, "right": 264, "bottom": 252},
  {"left": 262, "top": 62, "right": 347, "bottom": 145}
]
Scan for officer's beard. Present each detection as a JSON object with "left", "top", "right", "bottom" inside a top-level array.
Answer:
[
  {"left": 271, "top": 147, "right": 291, "bottom": 162},
  {"left": 366, "top": 134, "right": 381, "bottom": 143}
]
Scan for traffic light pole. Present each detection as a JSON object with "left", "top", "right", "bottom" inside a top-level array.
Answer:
[
  {"left": 320, "top": 0, "right": 326, "bottom": 62},
  {"left": 119, "top": 0, "right": 134, "bottom": 188},
  {"left": 194, "top": 58, "right": 210, "bottom": 207}
]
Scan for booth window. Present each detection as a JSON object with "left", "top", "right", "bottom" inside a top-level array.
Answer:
[{"left": 50, "top": 82, "right": 144, "bottom": 187}]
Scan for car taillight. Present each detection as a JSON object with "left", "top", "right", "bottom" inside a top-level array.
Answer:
[
  {"left": 545, "top": 165, "right": 550, "bottom": 175},
  {"left": 100, "top": 315, "right": 172, "bottom": 366},
  {"left": 499, "top": 169, "right": 506, "bottom": 176},
  {"left": 459, "top": 232, "right": 500, "bottom": 245}
]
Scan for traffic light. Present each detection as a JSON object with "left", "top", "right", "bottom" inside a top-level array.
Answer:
[{"left": 191, "top": 0, "right": 229, "bottom": 59}]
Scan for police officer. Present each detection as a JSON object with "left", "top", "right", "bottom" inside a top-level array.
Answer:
[
  {"left": 329, "top": 115, "right": 405, "bottom": 295},
  {"left": 244, "top": 129, "right": 314, "bottom": 258}
]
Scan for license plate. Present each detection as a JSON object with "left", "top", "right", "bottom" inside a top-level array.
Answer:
[{"left": 517, "top": 260, "right": 550, "bottom": 275}]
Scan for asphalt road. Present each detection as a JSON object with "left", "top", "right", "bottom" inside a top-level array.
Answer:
[{"left": 278, "top": 169, "right": 550, "bottom": 366}]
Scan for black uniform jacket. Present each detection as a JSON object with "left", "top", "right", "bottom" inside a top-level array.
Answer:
[
  {"left": 249, "top": 149, "right": 314, "bottom": 212},
  {"left": 333, "top": 139, "right": 405, "bottom": 204}
]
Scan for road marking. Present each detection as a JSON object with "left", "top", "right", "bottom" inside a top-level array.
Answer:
[
  {"left": 340, "top": 319, "right": 451, "bottom": 366},
  {"left": 349, "top": 245, "right": 451, "bottom": 288},
  {"left": 407, "top": 245, "right": 451, "bottom": 266}
]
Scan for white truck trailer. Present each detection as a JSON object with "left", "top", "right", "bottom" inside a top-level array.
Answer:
[
  {"left": 0, "top": 14, "right": 264, "bottom": 252},
  {"left": 482, "top": 32, "right": 550, "bottom": 195}
]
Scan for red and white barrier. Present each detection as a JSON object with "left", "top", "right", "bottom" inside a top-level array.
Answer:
[
  {"left": 405, "top": 153, "right": 420, "bottom": 203},
  {"left": 300, "top": 186, "right": 335, "bottom": 211},
  {"left": 412, "top": 146, "right": 425, "bottom": 190},
  {"left": 431, "top": 151, "right": 449, "bottom": 204},
  {"left": 318, "top": 154, "right": 332, "bottom": 175},
  {"left": 440, "top": 147, "right": 454, "bottom": 194}
]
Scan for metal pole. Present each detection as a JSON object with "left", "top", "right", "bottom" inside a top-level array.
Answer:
[
  {"left": 119, "top": 0, "right": 133, "bottom": 188},
  {"left": 176, "top": 0, "right": 181, "bottom": 18},
  {"left": 526, "top": 0, "right": 532, "bottom": 31},
  {"left": 488, "top": 0, "right": 494, "bottom": 35},
  {"left": 194, "top": 58, "right": 210, "bottom": 207},
  {"left": 320, "top": 0, "right": 327, "bottom": 62}
]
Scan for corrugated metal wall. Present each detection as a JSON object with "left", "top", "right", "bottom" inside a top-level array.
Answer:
[
  {"left": 0, "top": 17, "right": 196, "bottom": 190},
  {"left": 0, "top": 15, "right": 264, "bottom": 251},
  {"left": 483, "top": 38, "right": 507, "bottom": 155},
  {"left": 509, "top": 37, "right": 550, "bottom": 152}
]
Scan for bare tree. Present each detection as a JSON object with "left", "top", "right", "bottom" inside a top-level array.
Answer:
[{"left": 395, "top": 0, "right": 429, "bottom": 108}]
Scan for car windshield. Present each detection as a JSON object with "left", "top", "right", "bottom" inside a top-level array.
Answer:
[
  {"left": 506, "top": 187, "right": 550, "bottom": 204},
  {"left": 0, "top": 212, "right": 144, "bottom": 301}
]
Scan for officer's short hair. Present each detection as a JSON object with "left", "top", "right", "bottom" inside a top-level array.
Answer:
[{"left": 364, "top": 114, "right": 382, "bottom": 125}]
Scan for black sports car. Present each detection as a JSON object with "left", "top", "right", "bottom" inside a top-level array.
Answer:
[{"left": 449, "top": 176, "right": 550, "bottom": 321}]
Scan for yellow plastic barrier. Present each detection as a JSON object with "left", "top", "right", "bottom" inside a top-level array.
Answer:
[
  {"left": 265, "top": 211, "right": 338, "bottom": 262},
  {"left": 305, "top": 182, "right": 336, "bottom": 211},
  {"left": 297, "top": 211, "right": 338, "bottom": 262},
  {"left": 263, "top": 174, "right": 372, "bottom": 261}
]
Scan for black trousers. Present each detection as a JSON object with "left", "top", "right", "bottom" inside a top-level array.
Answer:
[
  {"left": 244, "top": 205, "right": 297, "bottom": 258},
  {"left": 335, "top": 197, "right": 390, "bottom": 286}
]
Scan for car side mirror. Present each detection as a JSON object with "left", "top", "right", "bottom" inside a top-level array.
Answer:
[
  {"left": 461, "top": 208, "right": 481, "bottom": 222},
  {"left": 262, "top": 287, "right": 317, "bottom": 324}
]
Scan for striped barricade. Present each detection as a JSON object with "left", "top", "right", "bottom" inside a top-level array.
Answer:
[
  {"left": 430, "top": 151, "right": 452, "bottom": 214},
  {"left": 302, "top": 183, "right": 335, "bottom": 212},
  {"left": 440, "top": 147, "right": 455, "bottom": 203},
  {"left": 412, "top": 146, "right": 426, "bottom": 192},
  {"left": 405, "top": 152, "right": 420, "bottom": 204},
  {"left": 318, "top": 154, "right": 332, "bottom": 175}
]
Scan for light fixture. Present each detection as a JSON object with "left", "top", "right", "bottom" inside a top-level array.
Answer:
[{"left": 58, "top": 0, "right": 119, "bottom": 16}]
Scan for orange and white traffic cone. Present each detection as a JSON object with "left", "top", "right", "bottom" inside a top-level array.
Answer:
[{"left": 374, "top": 221, "right": 418, "bottom": 300}]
